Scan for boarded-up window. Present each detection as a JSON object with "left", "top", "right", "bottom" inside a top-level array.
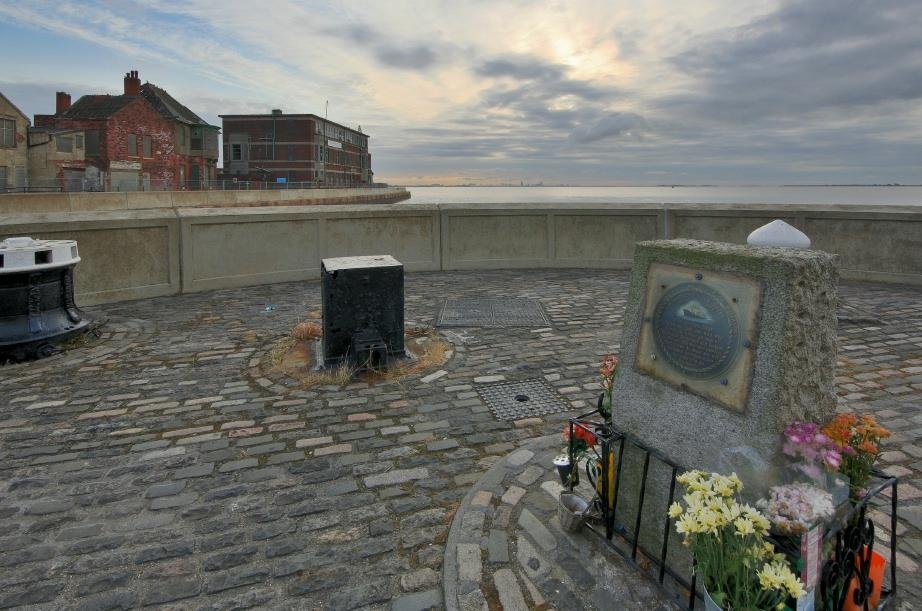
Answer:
[
  {"left": 0, "top": 119, "right": 15, "bottom": 148},
  {"left": 85, "top": 130, "right": 100, "bottom": 156},
  {"left": 57, "top": 136, "right": 73, "bottom": 153},
  {"left": 143, "top": 135, "right": 152, "bottom": 157},
  {"left": 0, "top": 166, "right": 7, "bottom": 188},
  {"left": 127, "top": 133, "right": 137, "bottom": 156},
  {"left": 191, "top": 128, "right": 202, "bottom": 150},
  {"left": 75, "top": 134, "right": 84, "bottom": 149}
]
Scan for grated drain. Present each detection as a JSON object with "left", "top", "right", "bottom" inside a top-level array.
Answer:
[
  {"left": 476, "top": 378, "right": 569, "bottom": 420},
  {"left": 436, "top": 298, "right": 550, "bottom": 328}
]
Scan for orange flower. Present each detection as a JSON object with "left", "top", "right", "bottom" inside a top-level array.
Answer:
[{"left": 858, "top": 440, "right": 878, "bottom": 454}]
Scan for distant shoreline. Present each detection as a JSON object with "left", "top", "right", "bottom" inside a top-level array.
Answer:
[{"left": 395, "top": 183, "right": 922, "bottom": 188}]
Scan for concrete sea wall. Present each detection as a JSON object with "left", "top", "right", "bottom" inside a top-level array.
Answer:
[{"left": 1, "top": 200, "right": 920, "bottom": 305}]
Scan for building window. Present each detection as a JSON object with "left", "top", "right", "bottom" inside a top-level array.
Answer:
[
  {"left": 191, "top": 128, "right": 202, "bottom": 150},
  {"left": 143, "top": 136, "right": 152, "bottom": 157},
  {"left": 57, "top": 136, "right": 73, "bottom": 153},
  {"left": 179, "top": 127, "right": 185, "bottom": 145},
  {"left": 128, "top": 133, "right": 137, "bottom": 156},
  {"left": 0, "top": 119, "right": 15, "bottom": 148},
  {"left": 231, "top": 143, "right": 242, "bottom": 161},
  {"left": 0, "top": 166, "right": 7, "bottom": 188},
  {"left": 85, "top": 130, "right": 100, "bottom": 156},
  {"left": 287, "top": 145, "right": 294, "bottom": 161},
  {"left": 75, "top": 134, "right": 84, "bottom": 149}
]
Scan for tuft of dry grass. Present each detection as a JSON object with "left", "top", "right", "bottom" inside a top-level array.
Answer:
[
  {"left": 292, "top": 321, "right": 322, "bottom": 341},
  {"left": 386, "top": 332, "right": 451, "bottom": 378},
  {"left": 296, "top": 361, "right": 355, "bottom": 387},
  {"left": 269, "top": 337, "right": 297, "bottom": 367},
  {"left": 268, "top": 325, "right": 452, "bottom": 389}
]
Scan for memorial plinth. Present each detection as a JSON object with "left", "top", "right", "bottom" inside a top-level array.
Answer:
[
  {"left": 609, "top": 239, "right": 839, "bottom": 571},
  {"left": 321, "top": 255, "right": 405, "bottom": 368},
  {"left": 618, "top": 239, "right": 838, "bottom": 473}
]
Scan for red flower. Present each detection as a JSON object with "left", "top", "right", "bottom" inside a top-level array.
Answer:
[{"left": 564, "top": 424, "right": 597, "bottom": 447}]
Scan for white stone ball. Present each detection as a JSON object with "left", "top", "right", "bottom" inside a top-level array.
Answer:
[{"left": 747, "top": 219, "right": 811, "bottom": 249}]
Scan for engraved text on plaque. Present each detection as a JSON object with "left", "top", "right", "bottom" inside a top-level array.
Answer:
[{"left": 636, "top": 264, "right": 761, "bottom": 411}]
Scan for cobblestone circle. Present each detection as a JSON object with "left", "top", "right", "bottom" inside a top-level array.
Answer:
[{"left": 0, "top": 270, "right": 920, "bottom": 609}]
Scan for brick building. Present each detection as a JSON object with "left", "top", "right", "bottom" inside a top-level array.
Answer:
[
  {"left": 219, "top": 110, "right": 372, "bottom": 186},
  {"left": 34, "top": 71, "right": 219, "bottom": 191},
  {"left": 0, "top": 90, "right": 30, "bottom": 192},
  {"left": 28, "top": 127, "right": 88, "bottom": 191}
]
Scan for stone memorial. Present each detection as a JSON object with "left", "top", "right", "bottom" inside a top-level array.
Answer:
[
  {"left": 321, "top": 255, "right": 405, "bottom": 368},
  {"left": 608, "top": 237, "right": 838, "bottom": 567}
]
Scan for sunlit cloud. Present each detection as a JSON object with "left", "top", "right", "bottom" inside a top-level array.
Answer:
[{"left": 0, "top": 0, "right": 919, "bottom": 185}]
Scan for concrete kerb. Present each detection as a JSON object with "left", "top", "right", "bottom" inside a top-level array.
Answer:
[
  {"left": 441, "top": 431, "right": 682, "bottom": 611},
  {"left": 442, "top": 434, "right": 558, "bottom": 611}
]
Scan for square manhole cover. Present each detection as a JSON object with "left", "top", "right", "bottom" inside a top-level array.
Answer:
[
  {"left": 476, "top": 378, "right": 569, "bottom": 420},
  {"left": 436, "top": 298, "right": 550, "bottom": 327}
]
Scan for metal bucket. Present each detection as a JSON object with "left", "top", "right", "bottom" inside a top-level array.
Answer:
[{"left": 558, "top": 493, "right": 589, "bottom": 533}]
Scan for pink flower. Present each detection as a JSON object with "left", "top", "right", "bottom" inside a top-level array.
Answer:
[{"left": 784, "top": 420, "right": 843, "bottom": 475}]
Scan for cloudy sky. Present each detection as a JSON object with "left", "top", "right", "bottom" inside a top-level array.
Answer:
[{"left": 1, "top": 0, "right": 920, "bottom": 185}]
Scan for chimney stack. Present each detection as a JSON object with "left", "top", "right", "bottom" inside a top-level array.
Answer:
[
  {"left": 124, "top": 70, "right": 141, "bottom": 96},
  {"left": 55, "top": 91, "right": 71, "bottom": 114}
]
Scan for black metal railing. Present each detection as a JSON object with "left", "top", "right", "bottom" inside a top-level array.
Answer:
[
  {"left": 817, "top": 471, "right": 898, "bottom": 611},
  {"left": 567, "top": 410, "right": 697, "bottom": 608},
  {"left": 567, "top": 409, "right": 900, "bottom": 611}
]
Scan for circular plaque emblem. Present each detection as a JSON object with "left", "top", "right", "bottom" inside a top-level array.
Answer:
[{"left": 651, "top": 282, "right": 740, "bottom": 379}]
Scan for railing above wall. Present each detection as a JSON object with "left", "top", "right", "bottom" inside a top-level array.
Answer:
[
  {"left": 0, "top": 187, "right": 410, "bottom": 215},
  {"left": 1, "top": 202, "right": 920, "bottom": 305}
]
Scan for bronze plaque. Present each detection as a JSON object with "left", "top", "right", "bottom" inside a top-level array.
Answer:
[{"left": 636, "top": 263, "right": 761, "bottom": 411}]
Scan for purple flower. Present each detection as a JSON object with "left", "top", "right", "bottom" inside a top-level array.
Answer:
[{"left": 784, "top": 420, "right": 843, "bottom": 475}]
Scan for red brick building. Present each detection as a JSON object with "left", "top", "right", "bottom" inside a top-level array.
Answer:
[
  {"left": 219, "top": 111, "right": 372, "bottom": 186},
  {"left": 34, "top": 71, "right": 219, "bottom": 191}
]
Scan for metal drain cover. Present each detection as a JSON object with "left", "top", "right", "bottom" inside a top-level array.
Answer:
[
  {"left": 476, "top": 378, "right": 569, "bottom": 420},
  {"left": 437, "top": 298, "right": 550, "bottom": 327}
]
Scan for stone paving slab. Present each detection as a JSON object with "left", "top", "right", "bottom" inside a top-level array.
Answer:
[
  {"left": 0, "top": 270, "right": 919, "bottom": 609},
  {"left": 443, "top": 434, "right": 679, "bottom": 610}
]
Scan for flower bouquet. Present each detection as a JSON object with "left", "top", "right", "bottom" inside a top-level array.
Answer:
[
  {"left": 782, "top": 421, "right": 849, "bottom": 506},
  {"left": 555, "top": 423, "right": 598, "bottom": 486},
  {"left": 822, "top": 413, "right": 891, "bottom": 501},
  {"left": 759, "top": 483, "right": 835, "bottom": 537},
  {"left": 597, "top": 354, "right": 619, "bottom": 423},
  {"left": 670, "top": 470, "right": 805, "bottom": 610}
]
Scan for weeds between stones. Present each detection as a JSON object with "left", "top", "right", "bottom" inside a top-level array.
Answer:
[{"left": 267, "top": 325, "right": 451, "bottom": 389}]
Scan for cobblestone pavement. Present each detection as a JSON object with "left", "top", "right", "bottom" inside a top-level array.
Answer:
[
  {"left": 443, "top": 435, "right": 678, "bottom": 610},
  {"left": 0, "top": 270, "right": 920, "bottom": 610}
]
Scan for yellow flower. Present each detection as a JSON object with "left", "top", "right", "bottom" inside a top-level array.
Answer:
[
  {"left": 668, "top": 502, "right": 683, "bottom": 519},
  {"left": 675, "top": 514, "right": 698, "bottom": 535},
  {"left": 728, "top": 473, "right": 743, "bottom": 490},
  {"left": 757, "top": 562, "right": 784, "bottom": 590},
  {"left": 713, "top": 475, "right": 735, "bottom": 497},
  {"left": 677, "top": 470, "right": 703, "bottom": 485},
  {"left": 734, "top": 517, "right": 755, "bottom": 536}
]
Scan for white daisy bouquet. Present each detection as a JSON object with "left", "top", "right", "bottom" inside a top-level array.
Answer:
[
  {"left": 758, "top": 482, "right": 835, "bottom": 536},
  {"left": 670, "top": 470, "right": 805, "bottom": 610}
]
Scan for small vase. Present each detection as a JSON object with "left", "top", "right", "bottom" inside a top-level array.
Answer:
[
  {"left": 553, "top": 455, "right": 578, "bottom": 486},
  {"left": 827, "top": 472, "right": 850, "bottom": 507},
  {"left": 703, "top": 587, "right": 723, "bottom": 611},
  {"left": 558, "top": 492, "right": 589, "bottom": 533},
  {"left": 842, "top": 545, "right": 886, "bottom": 611}
]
